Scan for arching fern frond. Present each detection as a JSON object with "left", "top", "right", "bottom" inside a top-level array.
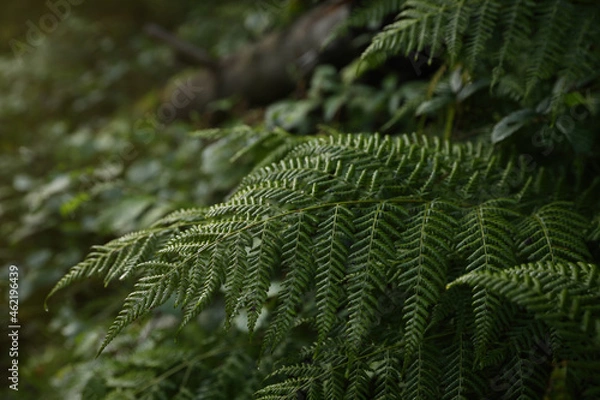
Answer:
[
  {"left": 517, "top": 201, "right": 591, "bottom": 263},
  {"left": 48, "top": 131, "right": 600, "bottom": 398},
  {"left": 394, "top": 199, "right": 457, "bottom": 365},
  {"left": 359, "top": 0, "right": 600, "bottom": 95},
  {"left": 449, "top": 261, "right": 600, "bottom": 345}
]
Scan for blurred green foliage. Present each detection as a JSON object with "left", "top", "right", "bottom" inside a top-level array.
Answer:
[
  {"left": 2, "top": 0, "right": 599, "bottom": 398},
  {"left": 0, "top": 2, "right": 291, "bottom": 397}
]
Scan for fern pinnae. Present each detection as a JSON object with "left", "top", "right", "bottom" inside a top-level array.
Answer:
[
  {"left": 441, "top": 335, "right": 482, "bottom": 400},
  {"left": 428, "top": 2, "right": 447, "bottom": 63},
  {"left": 525, "top": 0, "right": 571, "bottom": 95},
  {"left": 449, "top": 262, "right": 600, "bottom": 345},
  {"left": 152, "top": 207, "right": 206, "bottom": 227},
  {"left": 517, "top": 202, "right": 591, "bottom": 263},
  {"left": 402, "top": 339, "right": 441, "bottom": 400},
  {"left": 445, "top": 0, "right": 471, "bottom": 64},
  {"left": 418, "top": 151, "right": 440, "bottom": 194},
  {"left": 493, "top": 0, "right": 535, "bottom": 87},
  {"left": 263, "top": 211, "right": 318, "bottom": 353},
  {"left": 104, "top": 233, "right": 160, "bottom": 284},
  {"left": 346, "top": 202, "right": 405, "bottom": 349},
  {"left": 404, "top": 146, "right": 427, "bottom": 188},
  {"left": 45, "top": 229, "right": 161, "bottom": 308},
  {"left": 345, "top": 0, "right": 405, "bottom": 30},
  {"left": 179, "top": 240, "right": 228, "bottom": 330},
  {"left": 372, "top": 348, "right": 402, "bottom": 400},
  {"left": 499, "top": 351, "right": 549, "bottom": 400},
  {"left": 465, "top": 0, "right": 499, "bottom": 69},
  {"left": 456, "top": 200, "right": 519, "bottom": 359},
  {"left": 395, "top": 199, "right": 457, "bottom": 365},
  {"left": 456, "top": 199, "right": 518, "bottom": 273},
  {"left": 224, "top": 230, "right": 252, "bottom": 327},
  {"left": 99, "top": 271, "right": 178, "bottom": 355},
  {"left": 314, "top": 204, "right": 355, "bottom": 344},
  {"left": 244, "top": 219, "right": 284, "bottom": 333}
]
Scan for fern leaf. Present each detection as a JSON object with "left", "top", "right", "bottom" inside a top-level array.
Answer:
[
  {"left": 402, "top": 340, "right": 441, "bottom": 399},
  {"left": 517, "top": 202, "right": 591, "bottom": 263},
  {"left": 99, "top": 270, "right": 178, "bottom": 354},
  {"left": 45, "top": 229, "right": 161, "bottom": 309},
  {"left": 525, "top": 0, "right": 572, "bottom": 95},
  {"left": 441, "top": 337, "right": 479, "bottom": 400},
  {"left": 346, "top": 202, "right": 406, "bottom": 349},
  {"left": 345, "top": 356, "right": 371, "bottom": 400},
  {"left": 345, "top": 0, "right": 405, "bottom": 29},
  {"left": 493, "top": 352, "right": 548, "bottom": 400},
  {"left": 314, "top": 204, "right": 355, "bottom": 343},
  {"left": 243, "top": 220, "right": 283, "bottom": 332},
  {"left": 394, "top": 199, "right": 457, "bottom": 365},
  {"left": 224, "top": 231, "right": 252, "bottom": 327},
  {"left": 373, "top": 349, "right": 402, "bottom": 400},
  {"left": 456, "top": 199, "right": 519, "bottom": 360},
  {"left": 179, "top": 241, "right": 227, "bottom": 329},
  {"left": 263, "top": 211, "right": 318, "bottom": 352},
  {"left": 465, "top": 0, "right": 500, "bottom": 69},
  {"left": 256, "top": 363, "right": 322, "bottom": 399},
  {"left": 449, "top": 261, "right": 600, "bottom": 345},
  {"left": 456, "top": 199, "right": 518, "bottom": 273},
  {"left": 492, "top": 0, "right": 535, "bottom": 87},
  {"left": 560, "top": 6, "right": 600, "bottom": 82},
  {"left": 445, "top": 0, "right": 472, "bottom": 64}
]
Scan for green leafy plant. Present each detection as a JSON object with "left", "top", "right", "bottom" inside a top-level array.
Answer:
[
  {"left": 48, "top": 131, "right": 600, "bottom": 398},
  {"left": 352, "top": 0, "right": 600, "bottom": 150},
  {"left": 43, "top": 0, "right": 600, "bottom": 398}
]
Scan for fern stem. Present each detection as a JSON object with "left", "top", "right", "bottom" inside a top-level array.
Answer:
[{"left": 444, "top": 104, "right": 456, "bottom": 141}]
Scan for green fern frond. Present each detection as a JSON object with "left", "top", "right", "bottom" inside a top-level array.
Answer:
[
  {"left": 394, "top": 199, "right": 457, "bottom": 365},
  {"left": 99, "top": 269, "right": 179, "bottom": 354},
  {"left": 362, "top": 0, "right": 450, "bottom": 66},
  {"left": 49, "top": 130, "right": 600, "bottom": 398},
  {"left": 464, "top": 0, "right": 500, "bottom": 69},
  {"left": 244, "top": 219, "right": 283, "bottom": 332},
  {"left": 346, "top": 202, "right": 406, "bottom": 349},
  {"left": 493, "top": 0, "right": 535, "bottom": 86},
  {"left": 560, "top": 7, "right": 600, "bottom": 82},
  {"left": 517, "top": 202, "right": 591, "bottom": 263},
  {"left": 455, "top": 199, "right": 519, "bottom": 360},
  {"left": 496, "top": 352, "right": 549, "bottom": 400},
  {"left": 445, "top": 0, "right": 472, "bottom": 64},
  {"left": 263, "top": 211, "right": 318, "bottom": 352},
  {"left": 359, "top": 0, "right": 599, "bottom": 96},
  {"left": 449, "top": 261, "right": 600, "bottom": 344},
  {"left": 180, "top": 240, "right": 227, "bottom": 329},
  {"left": 525, "top": 0, "right": 572, "bottom": 95},
  {"left": 45, "top": 229, "right": 163, "bottom": 309},
  {"left": 256, "top": 363, "right": 322, "bottom": 399},
  {"left": 402, "top": 339, "right": 441, "bottom": 399},
  {"left": 441, "top": 337, "right": 483, "bottom": 400},
  {"left": 456, "top": 198, "right": 518, "bottom": 272},
  {"left": 372, "top": 348, "right": 402, "bottom": 400},
  {"left": 314, "top": 204, "right": 354, "bottom": 343}
]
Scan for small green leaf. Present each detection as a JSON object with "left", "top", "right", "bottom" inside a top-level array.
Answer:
[
  {"left": 491, "top": 109, "right": 537, "bottom": 143},
  {"left": 416, "top": 96, "right": 454, "bottom": 116}
]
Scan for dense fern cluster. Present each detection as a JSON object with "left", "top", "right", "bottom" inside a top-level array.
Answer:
[
  {"left": 358, "top": 0, "right": 600, "bottom": 94},
  {"left": 48, "top": 131, "right": 600, "bottom": 398},
  {"left": 347, "top": 0, "right": 600, "bottom": 151}
]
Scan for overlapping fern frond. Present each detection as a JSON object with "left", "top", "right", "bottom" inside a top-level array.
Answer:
[
  {"left": 360, "top": 0, "right": 600, "bottom": 95},
  {"left": 48, "top": 131, "right": 600, "bottom": 398}
]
